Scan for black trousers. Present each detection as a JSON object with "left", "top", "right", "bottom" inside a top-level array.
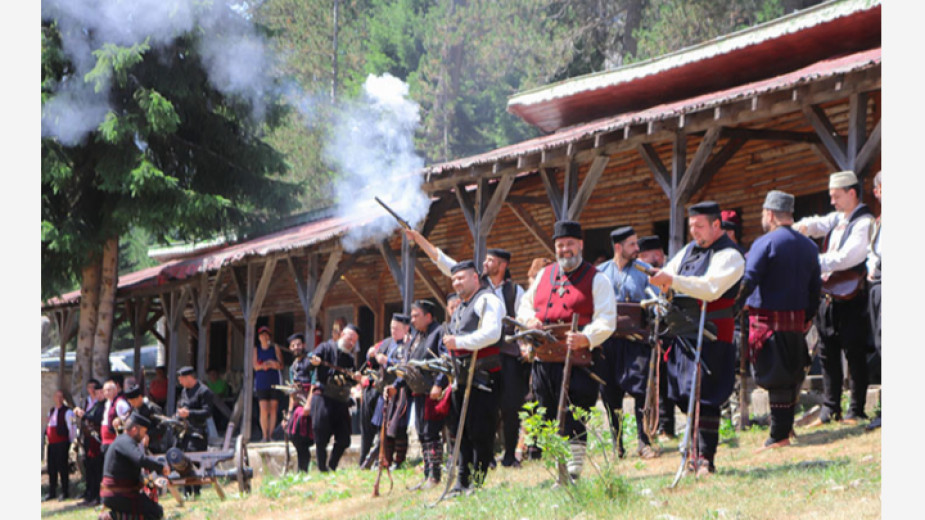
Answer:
[
  {"left": 358, "top": 386, "right": 380, "bottom": 467},
  {"left": 816, "top": 295, "right": 870, "bottom": 419},
  {"left": 46, "top": 441, "right": 70, "bottom": 498},
  {"left": 658, "top": 351, "right": 677, "bottom": 435},
  {"left": 310, "top": 394, "right": 351, "bottom": 472},
  {"left": 868, "top": 281, "right": 881, "bottom": 356},
  {"left": 450, "top": 371, "right": 500, "bottom": 488},
  {"left": 102, "top": 494, "right": 163, "bottom": 520},
  {"left": 291, "top": 431, "right": 313, "bottom": 472},
  {"left": 179, "top": 432, "right": 207, "bottom": 495},
  {"left": 752, "top": 331, "right": 809, "bottom": 441},
  {"left": 84, "top": 452, "right": 103, "bottom": 501},
  {"left": 598, "top": 338, "right": 652, "bottom": 449},
  {"left": 498, "top": 354, "right": 530, "bottom": 464},
  {"left": 532, "top": 358, "right": 600, "bottom": 441}
]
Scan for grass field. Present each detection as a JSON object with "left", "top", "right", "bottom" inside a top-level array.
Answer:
[{"left": 40, "top": 416, "right": 882, "bottom": 520}]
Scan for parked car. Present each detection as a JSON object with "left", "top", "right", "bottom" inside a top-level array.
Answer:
[{"left": 41, "top": 345, "right": 162, "bottom": 374}]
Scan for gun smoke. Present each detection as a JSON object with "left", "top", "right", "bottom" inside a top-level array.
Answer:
[
  {"left": 323, "top": 73, "right": 430, "bottom": 252},
  {"left": 42, "top": 0, "right": 273, "bottom": 146}
]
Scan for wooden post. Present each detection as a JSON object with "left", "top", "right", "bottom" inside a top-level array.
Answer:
[
  {"left": 233, "top": 258, "right": 279, "bottom": 441},
  {"left": 162, "top": 287, "right": 192, "bottom": 414},
  {"left": 192, "top": 268, "right": 226, "bottom": 379}
]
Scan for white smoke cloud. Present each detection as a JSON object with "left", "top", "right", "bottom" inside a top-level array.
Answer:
[
  {"left": 324, "top": 74, "right": 430, "bottom": 252},
  {"left": 41, "top": 0, "right": 272, "bottom": 144}
]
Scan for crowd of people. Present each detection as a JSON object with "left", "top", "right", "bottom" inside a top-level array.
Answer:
[{"left": 45, "top": 169, "right": 882, "bottom": 516}]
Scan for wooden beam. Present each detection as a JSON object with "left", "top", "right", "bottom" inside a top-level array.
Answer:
[
  {"left": 677, "top": 127, "right": 722, "bottom": 201},
  {"left": 309, "top": 248, "right": 343, "bottom": 317},
  {"left": 413, "top": 263, "right": 448, "bottom": 313},
  {"left": 803, "top": 104, "right": 848, "bottom": 169},
  {"left": 686, "top": 137, "right": 748, "bottom": 199},
  {"left": 216, "top": 302, "right": 245, "bottom": 336},
  {"left": 668, "top": 132, "right": 687, "bottom": 256},
  {"left": 637, "top": 143, "right": 671, "bottom": 197},
  {"left": 378, "top": 239, "right": 403, "bottom": 296},
  {"left": 478, "top": 174, "right": 515, "bottom": 237},
  {"left": 454, "top": 183, "right": 477, "bottom": 235},
  {"left": 341, "top": 274, "right": 377, "bottom": 310},
  {"left": 855, "top": 118, "right": 881, "bottom": 175},
  {"left": 846, "top": 91, "right": 869, "bottom": 172},
  {"left": 567, "top": 154, "right": 610, "bottom": 221},
  {"left": 562, "top": 158, "right": 578, "bottom": 218},
  {"left": 506, "top": 202, "right": 555, "bottom": 257},
  {"left": 420, "top": 196, "right": 455, "bottom": 238},
  {"left": 539, "top": 168, "right": 564, "bottom": 221},
  {"left": 720, "top": 127, "right": 818, "bottom": 143}
]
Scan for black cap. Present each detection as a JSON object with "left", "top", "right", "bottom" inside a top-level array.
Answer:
[
  {"left": 344, "top": 323, "right": 361, "bottom": 334},
  {"left": 450, "top": 260, "right": 478, "bottom": 275},
  {"left": 124, "top": 385, "right": 142, "bottom": 399},
  {"left": 128, "top": 412, "right": 151, "bottom": 429},
  {"left": 610, "top": 226, "right": 635, "bottom": 244},
  {"left": 486, "top": 248, "right": 512, "bottom": 262},
  {"left": 177, "top": 366, "right": 195, "bottom": 377},
  {"left": 412, "top": 299, "right": 437, "bottom": 316},
  {"left": 688, "top": 201, "right": 721, "bottom": 217},
  {"left": 553, "top": 220, "right": 583, "bottom": 240},
  {"left": 287, "top": 333, "right": 305, "bottom": 344},
  {"left": 637, "top": 235, "right": 663, "bottom": 252},
  {"left": 88, "top": 378, "right": 101, "bottom": 389}
]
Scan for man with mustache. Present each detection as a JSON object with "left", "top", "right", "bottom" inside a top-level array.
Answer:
[{"left": 516, "top": 220, "right": 616, "bottom": 481}]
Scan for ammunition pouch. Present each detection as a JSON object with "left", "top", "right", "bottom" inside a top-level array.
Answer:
[{"left": 323, "top": 376, "right": 354, "bottom": 403}]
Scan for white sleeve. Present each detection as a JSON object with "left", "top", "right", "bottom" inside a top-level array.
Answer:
[
  {"left": 513, "top": 284, "right": 524, "bottom": 317},
  {"left": 794, "top": 212, "right": 839, "bottom": 239},
  {"left": 454, "top": 293, "right": 504, "bottom": 351},
  {"left": 820, "top": 216, "right": 873, "bottom": 273},
  {"left": 583, "top": 273, "right": 617, "bottom": 349},
  {"left": 669, "top": 248, "right": 745, "bottom": 302},
  {"left": 516, "top": 273, "right": 541, "bottom": 323},
  {"left": 66, "top": 410, "right": 77, "bottom": 443},
  {"left": 116, "top": 400, "right": 132, "bottom": 417},
  {"left": 434, "top": 249, "right": 456, "bottom": 277}
]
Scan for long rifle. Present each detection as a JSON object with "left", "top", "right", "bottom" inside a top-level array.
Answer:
[
  {"left": 642, "top": 287, "right": 667, "bottom": 439},
  {"left": 431, "top": 297, "right": 487, "bottom": 506},
  {"left": 372, "top": 393, "right": 394, "bottom": 497},
  {"left": 374, "top": 197, "right": 412, "bottom": 230},
  {"left": 555, "top": 313, "right": 580, "bottom": 486},
  {"left": 737, "top": 309, "right": 751, "bottom": 430},
  {"left": 670, "top": 299, "right": 709, "bottom": 488}
]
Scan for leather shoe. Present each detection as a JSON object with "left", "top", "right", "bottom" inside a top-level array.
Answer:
[
  {"left": 866, "top": 416, "right": 882, "bottom": 431},
  {"left": 42, "top": 494, "right": 55, "bottom": 502},
  {"left": 638, "top": 444, "right": 659, "bottom": 459},
  {"left": 755, "top": 437, "right": 790, "bottom": 453}
]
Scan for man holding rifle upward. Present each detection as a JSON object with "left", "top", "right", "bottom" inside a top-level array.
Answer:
[
  {"left": 516, "top": 220, "right": 616, "bottom": 482},
  {"left": 648, "top": 201, "right": 744, "bottom": 476}
]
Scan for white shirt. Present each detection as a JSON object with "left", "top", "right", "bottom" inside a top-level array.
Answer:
[
  {"left": 436, "top": 249, "right": 524, "bottom": 312},
  {"left": 102, "top": 398, "right": 131, "bottom": 427},
  {"left": 516, "top": 264, "right": 617, "bottom": 349},
  {"left": 795, "top": 205, "right": 874, "bottom": 275},
  {"left": 48, "top": 406, "right": 77, "bottom": 443},
  {"left": 867, "top": 217, "right": 881, "bottom": 276},
  {"left": 661, "top": 243, "right": 745, "bottom": 302},
  {"left": 452, "top": 291, "right": 504, "bottom": 351}
]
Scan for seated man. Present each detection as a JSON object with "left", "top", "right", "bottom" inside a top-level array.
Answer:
[{"left": 100, "top": 412, "right": 170, "bottom": 520}]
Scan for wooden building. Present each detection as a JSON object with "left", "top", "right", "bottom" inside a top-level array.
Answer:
[{"left": 42, "top": 0, "right": 881, "bottom": 441}]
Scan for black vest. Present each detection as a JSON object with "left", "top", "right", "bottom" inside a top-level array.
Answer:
[
  {"left": 450, "top": 286, "right": 502, "bottom": 358},
  {"left": 824, "top": 204, "right": 875, "bottom": 275},
  {"left": 48, "top": 406, "right": 70, "bottom": 437},
  {"left": 677, "top": 233, "right": 742, "bottom": 301}
]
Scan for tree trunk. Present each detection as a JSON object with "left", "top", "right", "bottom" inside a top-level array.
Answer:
[
  {"left": 92, "top": 236, "right": 119, "bottom": 381},
  {"left": 75, "top": 256, "right": 101, "bottom": 391},
  {"left": 622, "top": 0, "right": 644, "bottom": 62}
]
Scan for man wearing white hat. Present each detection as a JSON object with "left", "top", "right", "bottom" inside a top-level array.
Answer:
[{"left": 795, "top": 170, "right": 875, "bottom": 426}]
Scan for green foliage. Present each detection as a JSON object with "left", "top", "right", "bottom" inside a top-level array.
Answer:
[
  {"left": 41, "top": 12, "right": 301, "bottom": 299},
  {"left": 631, "top": 0, "right": 786, "bottom": 63},
  {"left": 259, "top": 471, "right": 314, "bottom": 499},
  {"left": 519, "top": 401, "right": 570, "bottom": 476}
]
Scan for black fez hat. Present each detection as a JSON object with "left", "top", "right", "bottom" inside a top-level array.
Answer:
[
  {"left": 123, "top": 384, "right": 142, "bottom": 399},
  {"left": 344, "top": 323, "right": 361, "bottom": 334},
  {"left": 610, "top": 226, "right": 635, "bottom": 244},
  {"left": 392, "top": 313, "right": 411, "bottom": 325},
  {"left": 129, "top": 412, "right": 151, "bottom": 429},
  {"left": 688, "top": 201, "right": 721, "bottom": 217},
  {"left": 88, "top": 378, "right": 101, "bottom": 389},
  {"left": 486, "top": 248, "right": 512, "bottom": 262},
  {"left": 450, "top": 260, "right": 478, "bottom": 275},
  {"left": 287, "top": 332, "right": 305, "bottom": 343},
  {"left": 637, "top": 235, "right": 663, "bottom": 252},
  {"left": 177, "top": 366, "right": 195, "bottom": 377},
  {"left": 412, "top": 299, "right": 438, "bottom": 315},
  {"left": 553, "top": 220, "right": 583, "bottom": 240}
]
